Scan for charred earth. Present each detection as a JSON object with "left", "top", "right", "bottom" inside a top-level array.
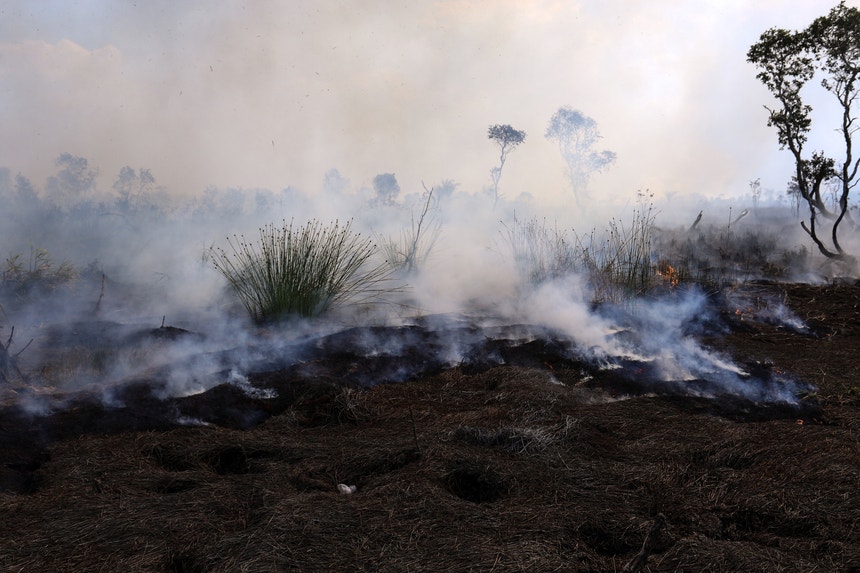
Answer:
[{"left": 1, "top": 281, "right": 859, "bottom": 572}]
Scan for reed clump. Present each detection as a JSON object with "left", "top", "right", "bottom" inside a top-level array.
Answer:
[
  {"left": 212, "top": 219, "right": 394, "bottom": 323},
  {"left": 501, "top": 197, "right": 657, "bottom": 303}
]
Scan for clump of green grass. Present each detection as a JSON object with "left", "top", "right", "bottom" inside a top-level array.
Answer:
[{"left": 211, "top": 219, "right": 395, "bottom": 323}]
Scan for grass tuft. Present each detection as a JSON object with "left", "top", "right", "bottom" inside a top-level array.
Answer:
[
  {"left": 501, "top": 195, "right": 657, "bottom": 303},
  {"left": 211, "top": 219, "right": 396, "bottom": 323},
  {"left": 501, "top": 216, "right": 577, "bottom": 285},
  {"left": 2, "top": 246, "right": 77, "bottom": 296},
  {"left": 573, "top": 197, "right": 657, "bottom": 303}
]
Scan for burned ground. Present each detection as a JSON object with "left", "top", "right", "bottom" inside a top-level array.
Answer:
[{"left": 1, "top": 281, "right": 859, "bottom": 572}]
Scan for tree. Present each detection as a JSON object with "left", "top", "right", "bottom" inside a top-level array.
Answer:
[
  {"left": 323, "top": 168, "right": 349, "bottom": 196},
  {"left": 45, "top": 153, "right": 98, "bottom": 207},
  {"left": 749, "top": 177, "right": 762, "bottom": 212},
  {"left": 112, "top": 166, "right": 156, "bottom": 212},
  {"left": 372, "top": 173, "right": 400, "bottom": 206},
  {"left": 433, "top": 179, "right": 458, "bottom": 201},
  {"left": 748, "top": 2, "right": 860, "bottom": 265},
  {"left": 487, "top": 124, "right": 526, "bottom": 206},
  {"left": 14, "top": 174, "right": 38, "bottom": 205},
  {"left": 545, "top": 107, "right": 616, "bottom": 206}
]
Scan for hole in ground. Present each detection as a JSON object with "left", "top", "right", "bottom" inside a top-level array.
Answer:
[
  {"left": 443, "top": 460, "right": 508, "bottom": 504},
  {"left": 577, "top": 523, "right": 639, "bottom": 556},
  {"left": 201, "top": 445, "right": 272, "bottom": 475},
  {"left": 151, "top": 477, "right": 200, "bottom": 494}
]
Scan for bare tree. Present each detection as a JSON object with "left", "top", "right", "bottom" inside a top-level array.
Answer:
[{"left": 750, "top": 178, "right": 762, "bottom": 213}]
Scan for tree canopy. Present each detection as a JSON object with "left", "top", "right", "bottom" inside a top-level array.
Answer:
[
  {"left": 748, "top": 1, "right": 860, "bottom": 264},
  {"left": 545, "top": 107, "right": 615, "bottom": 205}
]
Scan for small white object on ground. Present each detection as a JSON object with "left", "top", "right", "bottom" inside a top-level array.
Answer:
[{"left": 337, "top": 484, "right": 357, "bottom": 494}]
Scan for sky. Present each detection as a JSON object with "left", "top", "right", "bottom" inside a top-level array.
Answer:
[{"left": 0, "top": 0, "right": 856, "bottom": 206}]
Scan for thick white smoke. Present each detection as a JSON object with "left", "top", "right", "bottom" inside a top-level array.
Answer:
[{"left": 1, "top": 1, "right": 845, "bottom": 419}]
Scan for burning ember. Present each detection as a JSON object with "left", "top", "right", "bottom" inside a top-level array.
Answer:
[
  {"left": 724, "top": 287, "right": 813, "bottom": 335},
  {"left": 656, "top": 260, "right": 681, "bottom": 288}
]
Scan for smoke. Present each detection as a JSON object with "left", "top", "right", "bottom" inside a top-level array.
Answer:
[
  {"left": 1, "top": 1, "right": 844, "bottom": 421},
  {"left": 0, "top": 165, "right": 824, "bottom": 418},
  {"left": 1, "top": 1, "right": 852, "bottom": 201},
  {"left": 509, "top": 276, "right": 810, "bottom": 404},
  {"left": 514, "top": 275, "right": 624, "bottom": 359}
]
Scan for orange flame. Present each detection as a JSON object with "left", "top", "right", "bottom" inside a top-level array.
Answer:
[{"left": 656, "top": 261, "right": 680, "bottom": 288}]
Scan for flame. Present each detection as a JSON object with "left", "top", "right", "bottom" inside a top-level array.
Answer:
[
  {"left": 734, "top": 307, "right": 755, "bottom": 321},
  {"left": 656, "top": 260, "right": 680, "bottom": 288}
]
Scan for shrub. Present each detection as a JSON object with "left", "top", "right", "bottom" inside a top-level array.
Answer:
[
  {"left": 2, "top": 247, "right": 77, "bottom": 296},
  {"left": 653, "top": 215, "right": 814, "bottom": 287},
  {"left": 211, "top": 219, "right": 394, "bottom": 323}
]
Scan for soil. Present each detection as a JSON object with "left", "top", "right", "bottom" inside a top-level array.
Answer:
[{"left": 1, "top": 281, "right": 859, "bottom": 572}]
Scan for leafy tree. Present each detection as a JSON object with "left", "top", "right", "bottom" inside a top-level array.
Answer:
[
  {"left": 433, "top": 178, "right": 458, "bottom": 201},
  {"left": 112, "top": 166, "right": 156, "bottom": 212},
  {"left": 323, "top": 168, "right": 349, "bottom": 196},
  {"left": 45, "top": 153, "right": 98, "bottom": 207},
  {"left": 545, "top": 107, "right": 616, "bottom": 205},
  {"left": 487, "top": 124, "right": 526, "bottom": 206},
  {"left": 372, "top": 173, "right": 400, "bottom": 206},
  {"left": 748, "top": 2, "right": 860, "bottom": 264},
  {"left": 0, "top": 171, "right": 42, "bottom": 237},
  {"left": 14, "top": 174, "right": 38, "bottom": 205}
]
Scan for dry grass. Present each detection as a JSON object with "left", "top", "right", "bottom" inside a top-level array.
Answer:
[
  {"left": 2, "top": 284, "right": 860, "bottom": 572},
  {"left": 4, "top": 362, "right": 858, "bottom": 572}
]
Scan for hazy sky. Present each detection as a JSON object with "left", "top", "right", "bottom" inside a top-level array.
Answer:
[{"left": 0, "top": 0, "right": 855, "bottom": 205}]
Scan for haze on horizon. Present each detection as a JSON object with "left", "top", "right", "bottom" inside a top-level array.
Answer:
[{"left": 1, "top": 0, "right": 855, "bottom": 206}]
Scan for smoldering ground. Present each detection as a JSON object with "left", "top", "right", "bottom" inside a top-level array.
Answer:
[{"left": 6, "top": 156, "right": 860, "bottom": 573}]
